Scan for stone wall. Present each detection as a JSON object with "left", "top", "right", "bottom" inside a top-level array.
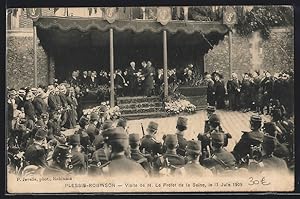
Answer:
[
  {"left": 204, "top": 27, "right": 294, "bottom": 81},
  {"left": 6, "top": 31, "right": 49, "bottom": 90}
]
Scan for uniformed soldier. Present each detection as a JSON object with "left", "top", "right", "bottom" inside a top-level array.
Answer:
[
  {"left": 68, "top": 134, "right": 88, "bottom": 175},
  {"left": 175, "top": 117, "right": 188, "bottom": 156},
  {"left": 104, "top": 128, "right": 148, "bottom": 177},
  {"left": 24, "top": 129, "right": 48, "bottom": 168},
  {"left": 129, "top": 133, "right": 151, "bottom": 173},
  {"left": 177, "top": 140, "right": 213, "bottom": 177},
  {"left": 32, "top": 88, "right": 48, "bottom": 118},
  {"left": 198, "top": 114, "right": 231, "bottom": 159},
  {"left": 74, "top": 116, "right": 92, "bottom": 154},
  {"left": 202, "top": 131, "right": 237, "bottom": 175},
  {"left": 232, "top": 115, "right": 264, "bottom": 163},
  {"left": 140, "top": 121, "right": 162, "bottom": 156},
  {"left": 23, "top": 91, "right": 37, "bottom": 122},
  {"left": 153, "top": 134, "right": 186, "bottom": 176},
  {"left": 263, "top": 122, "right": 289, "bottom": 159},
  {"left": 254, "top": 134, "right": 289, "bottom": 174},
  {"left": 116, "top": 117, "right": 128, "bottom": 132},
  {"left": 203, "top": 106, "right": 216, "bottom": 133},
  {"left": 86, "top": 112, "right": 100, "bottom": 143},
  {"left": 43, "top": 144, "right": 73, "bottom": 176}
]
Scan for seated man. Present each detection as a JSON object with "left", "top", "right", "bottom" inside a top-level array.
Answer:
[
  {"left": 202, "top": 131, "right": 237, "bottom": 175},
  {"left": 177, "top": 140, "right": 213, "bottom": 177}
]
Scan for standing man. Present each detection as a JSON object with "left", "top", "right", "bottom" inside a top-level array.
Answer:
[
  {"left": 127, "top": 61, "right": 138, "bottom": 96},
  {"left": 214, "top": 73, "right": 226, "bottom": 109},
  {"left": 142, "top": 61, "right": 154, "bottom": 97},
  {"left": 175, "top": 117, "right": 188, "bottom": 157},
  {"left": 227, "top": 72, "right": 241, "bottom": 111},
  {"left": 203, "top": 73, "right": 215, "bottom": 106}
]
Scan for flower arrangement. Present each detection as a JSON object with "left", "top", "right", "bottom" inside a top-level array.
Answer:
[
  {"left": 164, "top": 99, "right": 196, "bottom": 114},
  {"left": 83, "top": 101, "right": 121, "bottom": 120}
]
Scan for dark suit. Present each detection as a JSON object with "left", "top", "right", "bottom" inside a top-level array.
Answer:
[
  {"left": 127, "top": 67, "right": 137, "bottom": 96},
  {"left": 48, "top": 93, "right": 59, "bottom": 112},
  {"left": 32, "top": 96, "right": 48, "bottom": 117},
  {"left": 227, "top": 79, "right": 241, "bottom": 110},
  {"left": 23, "top": 100, "right": 36, "bottom": 121},
  {"left": 143, "top": 66, "right": 154, "bottom": 96}
]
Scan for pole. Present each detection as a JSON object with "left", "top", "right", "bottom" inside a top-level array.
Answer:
[
  {"left": 163, "top": 30, "right": 168, "bottom": 98},
  {"left": 33, "top": 25, "right": 38, "bottom": 87},
  {"left": 109, "top": 28, "right": 115, "bottom": 107},
  {"left": 228, "top": 30, "right": 233, "bottom": 78}
]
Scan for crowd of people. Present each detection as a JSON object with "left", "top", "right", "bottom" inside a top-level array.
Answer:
[
  {"left": 7, "top": 96, "right": 294, "bottom": 177},
  {"left": 65, "top": 61, "right": 198, "bottom": 98},
  {"left": 203, "top": 69, "right": 294, "bottom": 118}
]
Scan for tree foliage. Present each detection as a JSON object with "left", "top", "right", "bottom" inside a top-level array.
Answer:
[{"left": 234, "top": 6, "right": 294, "bottom": 39}]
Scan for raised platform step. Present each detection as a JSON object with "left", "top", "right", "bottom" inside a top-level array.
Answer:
[
  {"left": 118, "top": 102, "right": 163, "bottom": 109},
  {"left": 121, "top": 107, "right": 164, "bottom": 114},
  {"left": 122, "top": 112, "right": 168, "bottom": 120},
  {"left": 117, "top": 96, "right": 161, "bottom": 104}
]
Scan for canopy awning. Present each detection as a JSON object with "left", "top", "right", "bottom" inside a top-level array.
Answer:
[{"left": 34, "top": 16, "right": 229, "bottom": 35}]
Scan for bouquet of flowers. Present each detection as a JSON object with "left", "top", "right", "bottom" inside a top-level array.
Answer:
[
  {"left": 136, "top": 70, "right": 145, "bottom": 85},
  {"left": 83, "top": 101, "right": 121, "bottom": 120},
  {"left": 164, "top": 99, "right": 196, "bottom": 115}
]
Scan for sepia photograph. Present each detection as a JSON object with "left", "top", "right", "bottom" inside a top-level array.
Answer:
[{"left": 5, "top": 5, "right": 295, "bottom": 193}]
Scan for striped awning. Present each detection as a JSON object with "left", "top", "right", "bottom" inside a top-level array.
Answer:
[{"left": 34, "top": 16, "right": 229, "bottom": 35}]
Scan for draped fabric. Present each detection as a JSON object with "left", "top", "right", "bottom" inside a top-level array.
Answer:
[{"left": 34, "top": 16, "right": 229, "bottom": 34}]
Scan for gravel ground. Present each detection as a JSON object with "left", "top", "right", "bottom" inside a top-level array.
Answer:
[{"left": 63, "top": 110, "right": 271, "bottom": 152}]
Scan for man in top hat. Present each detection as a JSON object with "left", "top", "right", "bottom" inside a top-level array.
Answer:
[
  {"left": 178, "top": 140, "right": 212, "bottom": 177},
  {"left": 232, "top": 115, "right": 264, "bottom": 162},
  {"left": 86, "top": 112, "right": 100, "bottom": 143},
  {"left": 140, "top": 121, "right": 162, "bottom": 156},
  {"left": 68, "top": 134, "right": 87, "bottom": 175},
  {"left": 105, "top": 127, "right": 148, "bottom": 177},
  {"left": 43, "top": 144, "right": 73, "bottom": 176},
  {"left": 202, "top": 131, "right": 236, "bottom": 175},
  {"left": 153, "top": 134, "right": 185, "bottom": 176},
  {"left": 175, "top": 117, "right": 188, "bottom": 156},
  {"left": 24, "top": 129, "right": 48, "bottom": 168},
  {"left": 213, "top": 72, "right": 226, "bottom": 109},
  {"left": 129, "top": 133, "right": 151, "bottom": 173},
  {"left": 32, "top": 88, "right": 48, "bottom": 118}
]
